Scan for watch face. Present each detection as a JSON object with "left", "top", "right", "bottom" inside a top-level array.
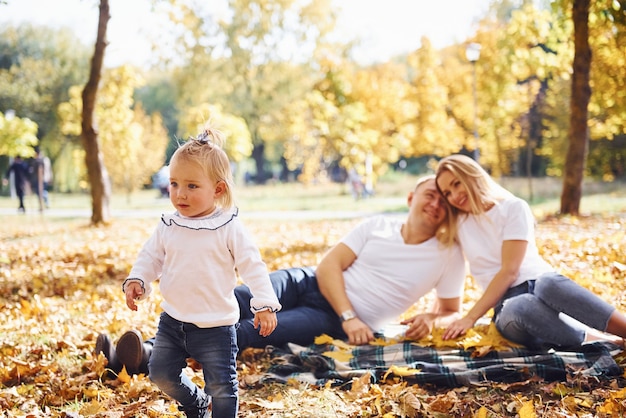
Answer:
[{"left": 341, "top": 310, "right": 356, "bottom": 322}]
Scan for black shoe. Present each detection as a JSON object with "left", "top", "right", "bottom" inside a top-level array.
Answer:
[
  {"left": 138, "top": 340, "right": 153, "bottom": 374},
  {"left": 116, "top": 330, "right": 144, "bottom": 374},
  {"left": 95, "top": 333, "right": 122, "bottom": 375},
  {"left": 179, "top": 396, "right": 211, "bottom": 418}
]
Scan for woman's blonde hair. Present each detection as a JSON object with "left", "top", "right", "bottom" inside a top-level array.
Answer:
[
  {"left": 435, "top": 155, "right": 512, "bottom": 239},
  {"left": 170, "top": 126, "right": 235, "bottom": 209},
  {"left": 436, "top": 154, "right": 512, "bottom": 214}
]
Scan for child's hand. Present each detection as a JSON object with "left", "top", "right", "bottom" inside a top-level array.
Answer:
[
  {"left": 124, "top": 281, "right": 144, "bottom": 311},
  {"left": 253, "top": 310, "right": 277, "bottom": 337}
]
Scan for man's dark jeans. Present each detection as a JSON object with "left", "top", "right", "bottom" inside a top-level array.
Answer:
[{"left": 235, "top": 266, "right": 346, "bottom": 349}]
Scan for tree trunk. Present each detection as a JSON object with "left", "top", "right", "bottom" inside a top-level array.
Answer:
[
  {"left": 251, "top": 138, "right": 267, "bottom": 184},
  {"left": 560, "top": 0, "right": 591, "bottom": 215},
  {"left": 81, "top": 0, "right": 111, "bottom": 224}
]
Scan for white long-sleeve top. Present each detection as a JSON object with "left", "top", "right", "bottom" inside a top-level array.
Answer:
[{"left": 125, "top": 207, "right": 281, "bottom": 328}]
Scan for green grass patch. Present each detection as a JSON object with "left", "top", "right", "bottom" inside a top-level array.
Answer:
[{"left": 1, "top": 175, "right": 624, "bottom": 218}]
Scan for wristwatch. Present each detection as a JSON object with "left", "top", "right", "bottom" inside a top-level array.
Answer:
[{"left": 340, "top": 309, "right": 357, "bottom": 322}]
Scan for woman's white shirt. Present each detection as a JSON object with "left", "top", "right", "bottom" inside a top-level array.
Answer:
[{"left": 456, "top": 197, "right": 553, "bottom": 290}]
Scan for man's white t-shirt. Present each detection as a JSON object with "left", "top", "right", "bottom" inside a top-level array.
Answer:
[
  {"left": 340, "top": 216, "right": 466, "bottom": 332},
  {"left": 456, "top": 196, "right": 553, "bottom": 290}
]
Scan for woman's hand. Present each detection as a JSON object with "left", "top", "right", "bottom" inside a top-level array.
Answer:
[{"left": 442, "top": 316, "right": 476, "bottom": 340}]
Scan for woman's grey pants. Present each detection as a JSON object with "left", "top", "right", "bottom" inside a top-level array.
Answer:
[{"left": 493, "top": 272, "right": 616, "bottom": 349}]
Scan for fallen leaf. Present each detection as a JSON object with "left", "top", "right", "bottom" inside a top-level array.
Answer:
[{"left": 519, "top": 400, "right": 537, "bottom": 418}]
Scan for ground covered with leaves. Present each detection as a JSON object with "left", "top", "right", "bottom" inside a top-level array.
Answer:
[{"left": 1, "top": 212, "right": 626, "bottom": 417}]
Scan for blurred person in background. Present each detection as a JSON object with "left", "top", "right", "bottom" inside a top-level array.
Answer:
[{"left": 4, "top": 155, "right": 29, "bottom": 213}]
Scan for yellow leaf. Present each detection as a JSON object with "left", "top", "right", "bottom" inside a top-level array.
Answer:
[
  {"left": 20, "top": 299, "right": 32, "bottom": 316},
  {"left": 382, "top": 365, "right": 421, "bottom": 381},
  {"left": 82, "top": 383, "right": 99, "bottom": 398},
  {"left": 420, "top": 327, "right": 463, "bottom": 348},
  {"left": 551, "top": 383, "right": 570, "bottom": 396},
  {"left": 127, "top": 374, "right": 155, "bottom": 398},
  {"left": 562, "top": 396, "right": 578, "bottom": 410},
  {"left": 576, "top": 396, "right": 593, "bottom": 408},
  {"left": 472, "top": 345, "right": 494, "bottom": 357},
  {"left": 375, "top": 395, "right": 382, "bottom": 414},
  {"left": 314, "top": 334, "right": 335, "bottom": 345},
  {"left": 598, "top": 399, "right": 620, "bottom": 415},
  {"left": 350, "top": 373, "right": 371, "bottom": 394},
  {"left": 269, "top": 392, "right": 283, "bottom": 401},
  {"left": 519, "top": 400, "right": 536, "bottom": 418},
  {"left": 475, "top": 406, "right": 488, "bottom": 418},
  {"left": 459, "top": 323, "right": 522, "bottom": 354},
  {"left": 314, "top": 332, "right": 354, "bottom": 347},
  {"left": 611, "top": 387, "right": 626, "bottom": 399},
  {"left": 117, "top": 365, "right": 131, "bottom": 384},
  {"left": 370, "top": 337, "right": 397, "bottom": 346},
  {"left": 79, "top": 399, "right": 104, "bottom": 415}
]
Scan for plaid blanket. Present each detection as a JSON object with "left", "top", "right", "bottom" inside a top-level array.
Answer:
[{"left": 261, "top": 341, "right": 623, "bottom": 388}]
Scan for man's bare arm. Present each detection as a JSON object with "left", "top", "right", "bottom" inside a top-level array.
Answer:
[{"left": 316, "top": 243, "right": 374, "bottom": 345}]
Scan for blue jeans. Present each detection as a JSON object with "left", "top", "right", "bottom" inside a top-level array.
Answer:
[
  {"left": 494, "top": 272, "right": 616, "bottom": 349},
  {"left": 235, "top": 266, "right": 346, "bottom": 348},
  {"left": 149, "top": 312, "right": 239, "bottom": 417}
]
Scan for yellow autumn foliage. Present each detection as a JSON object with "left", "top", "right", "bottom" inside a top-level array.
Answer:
[{"left": 0, "top": 213, "right": 625, "bottom": 417}]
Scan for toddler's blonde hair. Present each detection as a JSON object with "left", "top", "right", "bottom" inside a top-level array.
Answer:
[{"left": 170, "top": 126, "right": 235, "bottom": 209}]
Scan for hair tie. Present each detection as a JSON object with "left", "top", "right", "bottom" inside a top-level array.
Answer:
[{"left": 195, "top": 130, "right": 211, "bottom": 143}]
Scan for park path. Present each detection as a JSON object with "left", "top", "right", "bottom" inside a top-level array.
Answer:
[{"left": 0, "top": 207, "right": 398, "bottom": 220}]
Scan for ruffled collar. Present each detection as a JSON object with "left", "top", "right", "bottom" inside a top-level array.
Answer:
[{"left": 161, "top": 207, "right": 239, "bottom": 230}]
